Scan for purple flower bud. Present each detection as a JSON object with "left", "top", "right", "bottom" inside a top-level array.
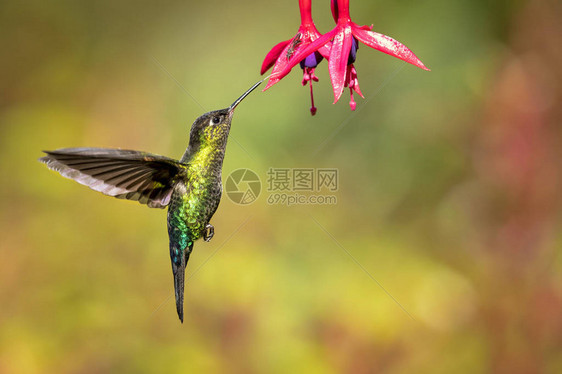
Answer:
[
  {"left": 300, "top": 51, "right": 324, "bottom": 69},
  {"left": 348, "top": 37, "right": 359, "bottom": 65}
]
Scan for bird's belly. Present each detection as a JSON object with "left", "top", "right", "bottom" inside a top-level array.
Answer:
[{"left": 168, "top": 181, "right": 221, "bottom": 241}]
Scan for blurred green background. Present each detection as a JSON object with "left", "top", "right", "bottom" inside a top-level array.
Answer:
[{"left": 1, "top": 0, "right": 561, "bottom": 373}]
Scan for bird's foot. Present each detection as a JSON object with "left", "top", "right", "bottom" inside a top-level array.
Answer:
[{"left": 204, "top": 224, "right": 214, "bottom": 242}]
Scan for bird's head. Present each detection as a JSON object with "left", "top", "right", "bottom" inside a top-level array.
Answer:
[{"left": 186, "top": 80, "right": 262, "bottom": 156}]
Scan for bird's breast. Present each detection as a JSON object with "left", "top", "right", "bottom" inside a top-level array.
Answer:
[{"left": 168, "top": 175, "right": 222, "bottom": 241}]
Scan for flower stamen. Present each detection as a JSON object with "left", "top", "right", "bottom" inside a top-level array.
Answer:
[{"left": 302, "top": 67, "right": 319, "bottom": 115}]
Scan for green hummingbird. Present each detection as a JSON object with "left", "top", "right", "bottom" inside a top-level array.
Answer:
[{"left": 39, "top": 80, "right": 263, "bottom": 322}]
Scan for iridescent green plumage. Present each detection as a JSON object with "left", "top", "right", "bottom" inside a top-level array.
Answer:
[
  {"left": 167, "top": 110, "right": 232, "bottom": 321},
  {"left": 39, "top": 81, "right": 263, "bottom": 322}
]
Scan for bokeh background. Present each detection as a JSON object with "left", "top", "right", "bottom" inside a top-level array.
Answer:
[{"left": 1, "top": 0, "right": 561, "bottom": 372}]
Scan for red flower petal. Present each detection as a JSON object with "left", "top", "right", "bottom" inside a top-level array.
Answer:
[
  {"left": 264, "top": 30, "right": 335, "bottom": 90},
  {"left": 352, "top": 26, "right": 430, "bottom": 71},
  {"left": 261, "top": 39, "right": 291, "bottom": 75},
  {"left": 328, "top": 25, "right": 353, "bottom": 103},
  {"left": 346, "top": 64, "right": 364, "bottom": 98}
]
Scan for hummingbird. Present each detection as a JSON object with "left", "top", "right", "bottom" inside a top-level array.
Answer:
[{"left": 39, "top": 80, "right": 263, "bottom": 322}]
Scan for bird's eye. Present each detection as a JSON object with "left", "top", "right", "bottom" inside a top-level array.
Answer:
[{"left": 212, "top": 116, "right": 220, "bottom": 125}]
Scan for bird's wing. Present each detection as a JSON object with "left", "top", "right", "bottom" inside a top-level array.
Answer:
[{"left": 39, "top": 148, "right": 187, "bottom": 208}]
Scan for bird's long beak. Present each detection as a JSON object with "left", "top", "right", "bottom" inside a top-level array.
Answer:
[{"left": 229, "top": 79, "right": 264, "bottom": 113}]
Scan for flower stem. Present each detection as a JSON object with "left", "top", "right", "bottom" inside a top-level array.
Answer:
[
  {"left": 336, "top": 0, "right": 350, "bottom": 21},
  {"left": 299, "top": 0, "right": 314, "bottom": 26}
]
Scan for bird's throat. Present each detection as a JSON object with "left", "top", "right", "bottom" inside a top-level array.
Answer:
[{"left": 184, "top": 144, "right": 226, "bottom": 179}]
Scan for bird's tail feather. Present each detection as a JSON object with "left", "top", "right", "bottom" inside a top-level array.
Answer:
[{"left": 171, "top": 243, "right": 193, "bottom": 323}]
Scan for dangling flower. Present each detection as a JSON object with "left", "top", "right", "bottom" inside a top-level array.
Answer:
[
  {"left": 342, "top": 36, "right": 363, "bottom": 110},
  {"left": 261, "top": 0, "right": 330, "bottom": 115},
  {"left": 271, "top": 0, "right": 429, "bottom": 110}
]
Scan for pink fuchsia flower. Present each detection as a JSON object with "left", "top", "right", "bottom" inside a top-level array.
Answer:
[
  {"left": 261, "top": 0, "right": 330, "bottom": 115},
  {"left": 273, "top": 0, "right": 430, "bottom": 110}
]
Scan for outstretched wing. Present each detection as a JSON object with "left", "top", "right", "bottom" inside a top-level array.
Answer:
[{"left": 39, "top": 148, "right": 187, "bottom": 208}]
